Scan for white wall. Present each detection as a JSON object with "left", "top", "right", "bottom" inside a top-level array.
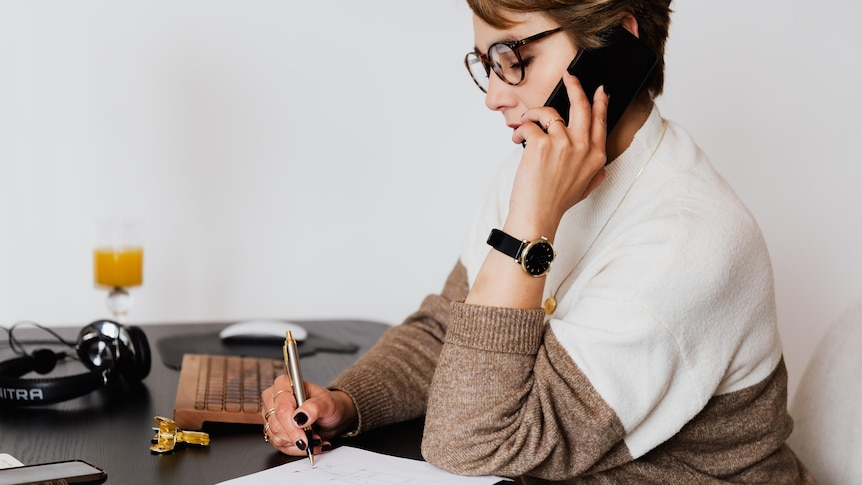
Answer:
[{"left": 1, "top": 1, "right": 860, "bottom": 398}]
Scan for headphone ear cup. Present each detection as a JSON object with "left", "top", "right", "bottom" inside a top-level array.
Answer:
[
  {"left": 75, "top": 319, "right": 150, "bottom": 382},
  {"left": 77, "top": 321, "right": 117, "bottom": 371},
  {"left": 121, "top": 325, "right": 151, "bottom": 382},
  {"left": 30, "top": 349, "right": 63, "bottom": 374},
  {"left": 0, "top": 350, "right": 62, "bottom": 377}
]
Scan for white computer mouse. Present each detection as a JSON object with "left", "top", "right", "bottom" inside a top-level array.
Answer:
[{"left": 218, "top": 319, "right": 308, "bottom": 342}]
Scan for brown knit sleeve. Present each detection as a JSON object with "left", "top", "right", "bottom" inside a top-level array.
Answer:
[
  {"left": 328, "top": 261, "right": 469, "bottom": 435},
  {"left": 422, "top": 302, "right": 628, "bottom": 480}
]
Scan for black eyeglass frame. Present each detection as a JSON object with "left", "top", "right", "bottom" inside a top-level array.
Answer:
[{"left": 465, "top": 27, "right": 564, "bottom": 93}]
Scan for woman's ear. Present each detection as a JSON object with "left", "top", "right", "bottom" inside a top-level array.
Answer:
[{"left": 621, "top": 14, "right": 639, "bottom": 38}]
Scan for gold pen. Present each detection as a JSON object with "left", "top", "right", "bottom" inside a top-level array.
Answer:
[{"left": 283, "top": 330, "right": 315, "bottom": 465}]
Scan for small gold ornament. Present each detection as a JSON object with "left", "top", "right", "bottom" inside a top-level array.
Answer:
[
  {"left": 543, "top": 297, "right": 557, "bottom": 315},
  {"left": 150, "top": 416, "right": 210, "bottom": 453}
]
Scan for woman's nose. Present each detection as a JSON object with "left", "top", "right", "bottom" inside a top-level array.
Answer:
[{"left": 484, "top": 74, "right": 516, "bottom": 112}]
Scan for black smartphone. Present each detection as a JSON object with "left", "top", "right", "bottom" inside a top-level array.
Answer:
[
  {"left": 0, "top": 460, "right": 107, "bottom": 485},
  {"left": 544, "top": 27, "right": 657, "bottom": 136}
]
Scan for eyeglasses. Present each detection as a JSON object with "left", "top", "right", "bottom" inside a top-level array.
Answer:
[{"left": 464, "top": 27, "right": 563, "bottom": 93}]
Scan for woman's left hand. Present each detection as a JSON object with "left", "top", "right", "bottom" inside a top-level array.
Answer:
[{"left": 510, "top": 73, "right": 609, "bottom": 230}]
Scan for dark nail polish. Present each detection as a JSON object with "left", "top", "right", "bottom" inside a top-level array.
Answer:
[
  {"left": 321, "top": 443, "right": 332, "bottom": 452},
  {"left": 294, "top": 412, "right": 308, "bottom": 426},
  {"left": 295, "top": 440, "right": 307, "bottom": 451}
]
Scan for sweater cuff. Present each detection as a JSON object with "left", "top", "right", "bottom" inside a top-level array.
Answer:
[
  {"left": 448, "top": 300, "right": 546, "bottom": 355},
  {"left": 327, "top": 375, "right": 395, "bottom": 437}
]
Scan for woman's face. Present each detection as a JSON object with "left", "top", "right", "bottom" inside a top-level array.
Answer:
[{"left": 472, "top": 11, "right": 577, "bottom": 133}]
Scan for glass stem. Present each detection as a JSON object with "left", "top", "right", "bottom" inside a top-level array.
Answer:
[{"left": 106, "top": 286, "right": 133, "bottom": 323}]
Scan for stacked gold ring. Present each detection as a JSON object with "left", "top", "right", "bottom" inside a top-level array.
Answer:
[
  {"left": 545, "top": 117, "right": 564, "bottom": 131},
  {"left": 263, "top": 407, "right": 277, "bottom": 442}
]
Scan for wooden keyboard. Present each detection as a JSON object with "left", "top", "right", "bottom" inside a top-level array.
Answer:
[{"left": 173, "top": 353, "right": 284, "bottom": 430}]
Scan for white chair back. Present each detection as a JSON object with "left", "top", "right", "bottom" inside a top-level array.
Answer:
[{"left": 788, "top": 298, "right": 862, "bottom": 484}]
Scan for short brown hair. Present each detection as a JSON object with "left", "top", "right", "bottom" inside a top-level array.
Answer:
[{"left": 466, "top": 0, "right": 672, "bottom": 99}]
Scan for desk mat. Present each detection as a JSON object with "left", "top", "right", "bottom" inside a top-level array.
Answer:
[{"left": 157, "top": 332, "right": 358, "bottom": 370}]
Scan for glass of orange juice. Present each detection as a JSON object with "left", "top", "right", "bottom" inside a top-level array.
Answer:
[{"left": 93, "top": 218, "right": 143, "bottom": 322}]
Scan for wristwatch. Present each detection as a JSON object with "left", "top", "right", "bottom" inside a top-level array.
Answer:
[{"left": 486, "top": 228, "right": 555, "bottom": 277}]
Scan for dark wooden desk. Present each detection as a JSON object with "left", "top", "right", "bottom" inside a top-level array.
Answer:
[{"left": 0, "top": 320, "right": 424, "bottom": 484}]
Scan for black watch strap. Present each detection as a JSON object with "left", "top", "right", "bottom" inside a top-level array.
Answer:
[{"left": 486, "top": 228, "right": 526, "bottom": 261}]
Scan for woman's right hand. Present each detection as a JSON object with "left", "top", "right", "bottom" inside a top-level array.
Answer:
[{"left": 261, "top": 375, "right": 358, "bottom": 456}]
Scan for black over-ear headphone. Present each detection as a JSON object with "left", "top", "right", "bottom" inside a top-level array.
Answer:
[{"left": 0, "top": 320, "right": 151, "bottom": 406}]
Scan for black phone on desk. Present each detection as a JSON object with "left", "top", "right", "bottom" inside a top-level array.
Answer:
[
  {"left": 544, "top": 26, "right": 657, "bottom": 136},
  {"left": 0, "top": 460, "right": 107, "bottom": 485}
]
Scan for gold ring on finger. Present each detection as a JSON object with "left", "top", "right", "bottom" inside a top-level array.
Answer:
[
  {"left": 264, "top": 407, "right": 276, "bottom": 421},
  {"left": 545, "top": 117, "right": 564, "bottom": 131},
  {"left": 273, "top": 389, "right": 288, "bottom": 401}
]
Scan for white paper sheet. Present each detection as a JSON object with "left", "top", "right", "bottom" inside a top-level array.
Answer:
[
  {"left": 216, "top": 446, "right": 507, "bottom": 485},
  {"left": 0, "top": 454, "right": 24, "bottom": 469}
]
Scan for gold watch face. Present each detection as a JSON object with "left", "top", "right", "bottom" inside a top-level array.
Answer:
[{"left": 522, "top": 239, "right": 554, "bottom": 277}]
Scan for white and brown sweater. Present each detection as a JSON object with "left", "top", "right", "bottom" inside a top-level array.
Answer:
[{"left": 330, "top": 108, "right": 814, "bottom": 483}]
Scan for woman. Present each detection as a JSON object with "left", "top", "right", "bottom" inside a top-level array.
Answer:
[{"left": 262, "top": 0, "right": 815, "bottom": 482}]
